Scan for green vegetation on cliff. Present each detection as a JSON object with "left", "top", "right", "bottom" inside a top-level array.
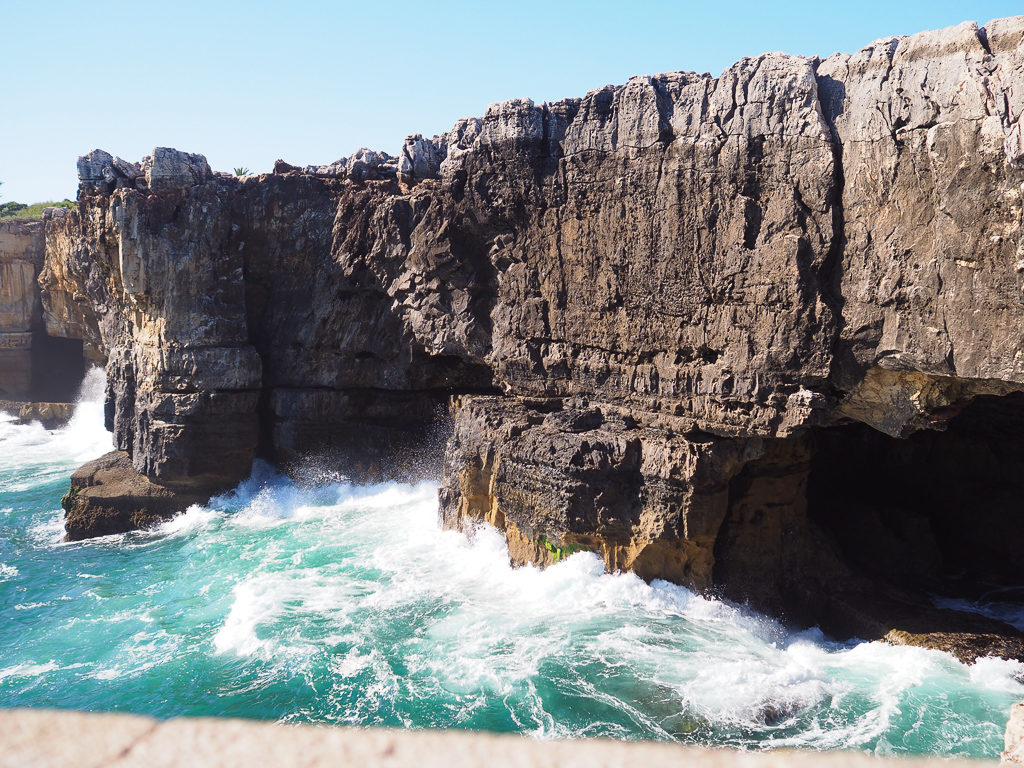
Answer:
[{"left": 0, "top": 200, "right": 75, "bottom": 221}]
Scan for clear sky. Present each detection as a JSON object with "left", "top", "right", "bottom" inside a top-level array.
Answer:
[{"left": 2, "top": 0, "right": 1021, "bottom": 202}]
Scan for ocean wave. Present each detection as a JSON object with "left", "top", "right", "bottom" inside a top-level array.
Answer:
[
  {"left": 0, "top": 661, "right": 58, "bottom": 681},
  {"left": 0, "top": 367, "right": 112, "bottom": 480},
  {"left": 0, "top": 396, "right": 1020, "bottom": 757}
]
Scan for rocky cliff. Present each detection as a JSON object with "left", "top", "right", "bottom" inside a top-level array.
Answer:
[
  {"left": 0, "top": 216, "right": 85, "bottom": 407},
  {"left": 0, "top": 220, "right": 43, "bottom": 399},
  {"left": 42, "top": 17, "right": 1024, "bottom": 656}
]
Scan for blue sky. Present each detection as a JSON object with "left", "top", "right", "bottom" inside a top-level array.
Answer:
[{"left": 2, "top": 0, "right": 1021, "bottom": 202}]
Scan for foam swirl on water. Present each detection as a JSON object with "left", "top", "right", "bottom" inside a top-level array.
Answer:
[{"left": 0, "top": 372, "right": 1020, "bottom": 757}]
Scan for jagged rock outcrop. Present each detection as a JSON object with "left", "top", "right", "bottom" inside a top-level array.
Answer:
[{"left": 41, "top": 17, "right": 1024, "bottom": 659}]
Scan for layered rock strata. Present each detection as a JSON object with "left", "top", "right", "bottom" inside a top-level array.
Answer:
[
  {"left": 0, "top": 216, "right": 87, "bottom": 404},
  {"left": 43, "top": 17, "right": 1024, "bottom": 656},
  {"left": 0, "top": 220, "right": 44, "bottom": 398}
]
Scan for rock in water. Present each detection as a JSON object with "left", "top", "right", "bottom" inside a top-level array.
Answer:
[
  {"left": 0, "top": 401, "right": 76, "bottom": 429},
  {"left": 61, "top": 452, "right": 206, "bottom": 541}
]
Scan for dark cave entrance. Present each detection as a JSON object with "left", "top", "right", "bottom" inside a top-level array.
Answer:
[
  {"left": 30, "top": 332, "right": 85, "bottom": 402},
  {"left": 712, "top": 393, "right": 1024, "bottom": 644},
  {"left": 806, "top": 393, "right": 1024, "bottom": 592}
]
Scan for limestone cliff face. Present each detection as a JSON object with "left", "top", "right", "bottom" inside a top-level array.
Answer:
[
  {"left": 821, "top": 20, "right": 1024, "bottom": 435},
  {"left": 44, "top": 17, "right": 1024, "bottom": 651},
  {"left": 0, "top": 220, "right": 44, "bottom": 399},
  {"left": 0, "top": 216, "right": 85, "bottom": 404}
]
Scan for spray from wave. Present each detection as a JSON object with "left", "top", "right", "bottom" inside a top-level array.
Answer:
[
  {"left": 0, "top": 369, "right": 1020, "bottom": 757},
  {"left": 0, "top": 366, "right": 112, "bottom": 479}
]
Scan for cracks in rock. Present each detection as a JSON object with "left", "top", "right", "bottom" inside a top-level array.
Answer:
[
  {"left": 976, "top": 24, "right": 993, "bottom": 56},
  {"left": 651, "top": 76, "right": 677, "bottom": 145},
  {"left": 813, "top": 65, "right": 850, "bottom": 395},
  {"left": 95, "top": 720, "right": 160, "bottom": 768}
]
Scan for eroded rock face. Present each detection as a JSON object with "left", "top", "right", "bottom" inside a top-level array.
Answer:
[
  {"left": 46, "top": 168, "right": 262, "bottom": 492},
  {"left": 440, "top": 396, "right": 767, "bottom": 590},
  {"left": 820, "top": 18, "right": 1024, "bottom": 434},
  {"left": 61, "top": 451, "right": 206, "bottom": 540},
  {"left": 42, "top": 17, "right": 1024, "bottom": 659},
  {"left": 0, "top": 217, "right": 87, "bottom": 402},
  {"left": 0, "top": 220, "right": 44, "bottom": 399}
]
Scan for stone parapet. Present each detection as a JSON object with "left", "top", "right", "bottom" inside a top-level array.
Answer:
[{"left": 0, "top": 708, "right": 994, "bottom": 768}]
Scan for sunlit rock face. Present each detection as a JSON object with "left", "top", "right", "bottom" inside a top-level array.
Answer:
[
  {"left": 820, "top": 18, "right": 1024, "bottom": 435},
  {"left": 40, "top": 17, "right": 1024, "bottom": 658}
]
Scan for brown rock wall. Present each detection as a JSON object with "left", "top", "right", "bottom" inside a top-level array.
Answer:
[{"left": 42, "top": 18, "right": 1024, "bottom": 658}]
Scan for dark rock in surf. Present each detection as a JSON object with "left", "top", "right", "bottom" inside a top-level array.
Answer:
[{"left": 62, "top": 451, "right": 206, "bottom": 541}]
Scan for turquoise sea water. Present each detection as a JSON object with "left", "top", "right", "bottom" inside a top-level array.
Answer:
[{"left": 0, "top": 370, "right": 1021, "bottom": 758}]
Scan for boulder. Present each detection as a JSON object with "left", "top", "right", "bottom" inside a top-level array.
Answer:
[
  {"left": 61, "top": 451, "right": 206, "bottom": 540},
  {"left": 140, "top": 147, "right": 212, "bottom": 191}
]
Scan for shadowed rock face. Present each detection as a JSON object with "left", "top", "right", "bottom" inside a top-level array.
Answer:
[
  {"left": 0, "top": 220, "right": 43, "bottom": 399},
  {"left": 0, "top": 217, "right": 86, "bottom": 404},
  {"left": 40, "top": 18, "right": 1024, "bottom": 657}
]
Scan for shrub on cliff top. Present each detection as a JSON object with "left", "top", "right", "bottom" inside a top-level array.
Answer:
[{"left": 0, "top": 200, "right": 75, "bottom": 221}]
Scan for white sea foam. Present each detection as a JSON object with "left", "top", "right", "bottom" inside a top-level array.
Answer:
[
  {"left": 0, "top": 563, "right": 17, "bottom": 581},
  {"left": 196, "top": 466, "right": 1024, "bottom": 751},
  {"left": 61, "top": 374, "right": 114, "bottom": 463},
  {"left": 28, "top": 513, "right": 67, "bottom": 546},
  {"left": 152, "top": 504, "right": 223, "bottom": 536},
  {"left": 0, "top": 661, "right": 58, "bottom": 681},
  {"left": 970, "top": 656, "right": 1024, "bottom": 692},
  {"left": 2, "top": 386, "right": 1021, "bottom": 756},
  {"left": 0, "top": 366, "right": 112, "bottom": 479}
]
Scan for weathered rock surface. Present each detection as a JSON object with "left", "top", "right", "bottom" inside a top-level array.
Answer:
[
  {"left": 820, "top": 18, "right": 1024, "bottom": 436},
  {"left": 61, "top": 451, "right": 206, "bottom": 540},
  {"left": 0, "top": 220, "right": 44, "bottom": 398},
  {"left": 41, "top": 17, "right": 1024, "bottom": 661},
  {"left": 0, "top": 217, "right": 86, "bottom": 401},
  {"left": 0, "top": 399, "right": 75, "bottom": 429}
]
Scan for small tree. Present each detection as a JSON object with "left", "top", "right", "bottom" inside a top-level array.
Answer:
[{"left": 233, "top": 167, "right": 251, "bottom": 177}]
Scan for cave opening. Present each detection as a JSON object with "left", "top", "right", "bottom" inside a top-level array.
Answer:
[
  {"left": 30, "top": 332, "right": 85, "bottom": 402},
  {"left": 806, "top": 393, "right": 1024, "bottom": 594},
  {"left": 712, "top": 392, "right": 1024, "bottom": 648}
]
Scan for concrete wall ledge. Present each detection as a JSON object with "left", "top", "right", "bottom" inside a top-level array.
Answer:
[{"left": 0, "top": 708, "right": 997, "bottom": 768}]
